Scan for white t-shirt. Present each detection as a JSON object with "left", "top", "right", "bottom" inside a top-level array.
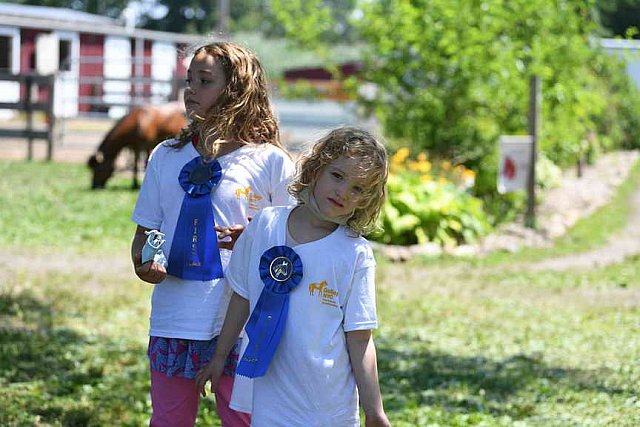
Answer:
[
  {"left": 227, "top": 206, "right": 378, "bottom": 426},
  {"left": 131, "top": 140, "right": 295, "bottom": 340}
]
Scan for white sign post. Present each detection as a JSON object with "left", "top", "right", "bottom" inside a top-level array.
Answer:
[{"left": 497, "top": 135, "right": 533, "bottom": 194}]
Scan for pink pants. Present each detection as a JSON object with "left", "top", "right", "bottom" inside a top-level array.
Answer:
[{"left": 150, "top": 370, "right": 251, "bottom": 427}]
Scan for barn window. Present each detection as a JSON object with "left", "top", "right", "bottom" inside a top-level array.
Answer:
[
  {"left": 0, "top": 36, "right": 11, "bottom": 71},
  {"left": 59, "top": 39, "right": 72, "bottom": 71}
]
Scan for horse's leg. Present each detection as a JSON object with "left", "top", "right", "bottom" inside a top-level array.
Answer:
[
  {"left": 132, "top": 148, "right": 140, "bottom": 189},
  {"left": 144, "top": 149, "right": 151, "bottom": 170}
]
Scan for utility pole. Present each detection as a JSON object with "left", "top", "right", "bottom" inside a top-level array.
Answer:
[
  {"left": 525, "top": 76, "right": 541, "bottom": 229},
  {"left": 218, "top": 0, "right": 230, "bottom": 37}
]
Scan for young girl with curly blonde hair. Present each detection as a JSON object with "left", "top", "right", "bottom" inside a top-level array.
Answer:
[{"left": 197, "top": 127, "right": 391, "bottom": 426}]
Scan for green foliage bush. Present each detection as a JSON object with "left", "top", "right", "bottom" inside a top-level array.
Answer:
[
  {"left": 370, "top": 149, "right": 491, "bottom": 246},
  {"left": 369, "top": 147, "right": 566, "bottom": 246}
]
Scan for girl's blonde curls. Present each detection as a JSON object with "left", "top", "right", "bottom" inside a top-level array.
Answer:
[{"left": 289, "top": 127, "right": 388, "bottom": 235}]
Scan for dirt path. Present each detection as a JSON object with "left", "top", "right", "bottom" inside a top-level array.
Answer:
[
  {"left": 0, "top": 247, "right": 132, "bottom": 284},
  {"left": 479, "top": 151, "right": 640, "bottom": 253},
  {"left": 527, "top": 183, "right": 640, "bottom": 271}
]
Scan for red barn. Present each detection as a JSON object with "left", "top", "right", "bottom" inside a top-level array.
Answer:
[
  {"left": 283, "top": 62, "right": 363, "bottom": 101},
  {"left": 0, "top": 3, "right": 204, "bottom": 118}
]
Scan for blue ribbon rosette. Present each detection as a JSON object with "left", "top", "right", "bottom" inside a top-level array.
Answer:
[
  {"left": 167, "top": 156, "right": 224, "bottom": 281},
  {"left": 237, "top": 245, "right": 304, "bottom": 378}
]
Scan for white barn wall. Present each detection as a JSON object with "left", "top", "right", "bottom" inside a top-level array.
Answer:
[
  {"left": 103, "top": 35, "right": 132, "bottom": 118},
  {"left": 52, "top": 30, "right": 79, "bottom": 118},
  {"left": 151, "top": 41, "right": 176, "bottom": 105},
  {"left": 0, "top": 25, "right": 20, "bottom": 118}
]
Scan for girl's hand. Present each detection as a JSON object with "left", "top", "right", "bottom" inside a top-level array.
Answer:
[
  {"left": 215, "top": 224, "right": 246, "bottom": 250},
  {"left": 195, "top": 357, "right": 225, "bottom": 397},
  {"left": 133, "top": 252, "right": 167, "bottom": 284},
  {"left": 365, "top": 412, "right": 391, "bottom": 427}
]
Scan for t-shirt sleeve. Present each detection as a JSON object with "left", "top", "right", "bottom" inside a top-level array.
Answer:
[
  {"left": 226, "top": 212, "right": 259, "bottom": 299},
  {"left": 131, "top": 146, "right": 163, "bottom": 229},
  {"left": 269, "top": 149, "right": 296, "bottom": 207},
  {"left": 343, "top": 244, "right": 378, "bottom": 332}
]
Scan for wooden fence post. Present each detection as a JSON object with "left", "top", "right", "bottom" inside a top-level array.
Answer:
[
  {"left": 46, "top": 74, "right": 55, "bottom": 161},
  {"left": 25, "top": 75, "right": 34, "bottom": 161},
  {"left": 525, "top": 75, "right": 541, "bottom": 229}
]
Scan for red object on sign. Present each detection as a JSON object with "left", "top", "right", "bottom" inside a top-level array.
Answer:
[{"left": 503, "top": 156, "right": 516, "bottom": 179}]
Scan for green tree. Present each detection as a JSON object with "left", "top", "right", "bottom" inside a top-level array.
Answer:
[
  {"left": 270, "top": 0, "right": 358, "bottom": 45},
  {"left": 272, "top": 0, "right": 640, "bottom": 194},
  {"left": 352, "top": 0, "right": 608, "bottom": 166}
]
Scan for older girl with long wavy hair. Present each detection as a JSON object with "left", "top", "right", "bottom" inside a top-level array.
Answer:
[{"left": 131, "top": 41, "right": 293, "bottom": 427}]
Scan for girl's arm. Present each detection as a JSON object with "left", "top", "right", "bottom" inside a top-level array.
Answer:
[
  {"left": 195, "top": 291, "right": 250, "bottom": 396},
  {"left": 346, "top": 329, "right": 391, "bottom": 427},
  {"left": 131, "top": 225, "right": 167, "bottom": 284}
]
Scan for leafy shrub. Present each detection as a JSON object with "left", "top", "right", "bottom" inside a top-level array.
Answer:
[{"left": 371, "top": 148, "right": 491, "bottom": 246}]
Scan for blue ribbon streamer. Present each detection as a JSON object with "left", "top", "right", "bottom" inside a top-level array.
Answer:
[
  {"left": 237, "top": 245, "right": 303, "bottom": 378},
  {"left": 167, "top": 156, "right": 224, "bottom": 281}
]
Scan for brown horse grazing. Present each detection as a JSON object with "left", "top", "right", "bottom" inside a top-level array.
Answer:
[{"left": 87, "top": 102, "right": 187, "bottom": 189}]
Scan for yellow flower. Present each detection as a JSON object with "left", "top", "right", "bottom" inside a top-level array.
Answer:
[
  {"left": 420, "top": 174, "right": 433, "bottom": 182},
  {"left": 391, "top": 147, "right": 410, "bottom": 164},
  {"left": 406, "top": 159, "right": 432, "bottom": 174},
  {"left": 415, "top": 160, "right": 431, "bottom": 173},
  {"left": 441, "top": 160, "right": 452, "bottom": 171},
  {"left": 417, "top": 152, "right": 428, "bottom": 162}
]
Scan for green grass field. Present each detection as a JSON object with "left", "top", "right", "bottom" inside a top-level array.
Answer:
[{"left": 1, "top": 160, "right": 639, "bottom": 426}]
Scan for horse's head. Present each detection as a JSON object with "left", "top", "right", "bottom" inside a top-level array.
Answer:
[{"left": 87, "top": 151, "right": 114, "bottom": 189}]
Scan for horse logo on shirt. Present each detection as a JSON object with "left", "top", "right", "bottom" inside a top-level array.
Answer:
[
  {"left": 236, "top": 186, "right": 263, "bottom": 210},
  {"left": 309, "top": 281, "right": 339, "bottom": 308},
  {"left": 235, "top": 186, "right": 252, "bottom": 199},
  {"left": 309, "top": 281, "right": 328, "bottom": 296}
]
